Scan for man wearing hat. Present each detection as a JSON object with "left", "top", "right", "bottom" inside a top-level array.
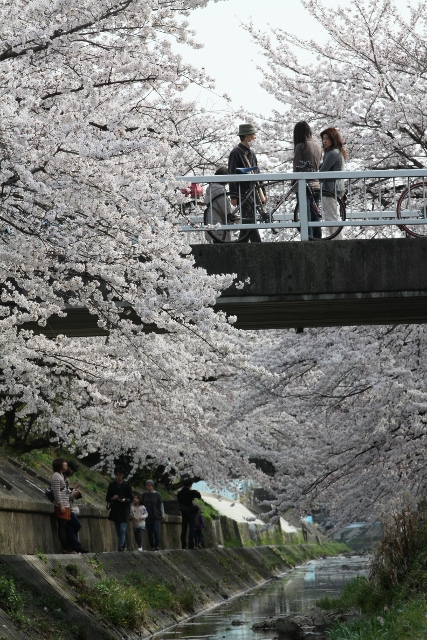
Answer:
[{"left": 227, "top": 124, "right": 268, "bottom": 242}]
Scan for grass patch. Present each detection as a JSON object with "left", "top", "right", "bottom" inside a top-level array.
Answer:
[
  {"left": 223, "top": 535, "right": 242, "bottom": 548},
  {"left": 88, "top": 555, "right": 106, "bottom": 577},
  {"left": 79, "top": 577, "right": 145, "bottom": 629},
  {"left": 320, "top": 508, "right": 427, "bottom": 640},
  {"left": 327, "top": 597, "right": 427, "bottom": 640},
  {"left": 77, "top": 573, "right": 199, "bottom": 631},
  {"left": 194, "top": 498, "right": 219, "bottom": 522},
  {"left": 35, "top": 549, "right": 48, "bottom": 562},
  {"left": 51, "top": 560, "right": 63, "bottom": 577},
  {"left": 0, "top": 575, "right": 23, "bottom": 613},
  {"left": 317, "top": 576, "right": 389, "bottom": 615},
  {"left": 125, "top": 572, "right": 198, "bottom": 614}
]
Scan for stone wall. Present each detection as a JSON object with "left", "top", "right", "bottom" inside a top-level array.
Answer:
[
  {"left": 0, "top": 496, "right": 311, "bottom": 554},
  {"left": 0, "top": 496, "right": 182, "bottom": 554}
]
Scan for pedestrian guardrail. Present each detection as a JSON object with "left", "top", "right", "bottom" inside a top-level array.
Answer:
[{"left": 175, "top": 169, "right": 427, "bottom": 242}]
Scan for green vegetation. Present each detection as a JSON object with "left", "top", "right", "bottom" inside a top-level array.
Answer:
[
  {"left": 223, "top": 535, "right": 242, "bottom": 548},
  {"left": 318, "top": 508, "right": 427, "bottom": 640},
  {"left": 0, "top": 575, "right": 23, "bottom": 613},
  {"left": 194, "top": 498, "right": 220, "bottom": 521},
  {"left": 271, "top": 542, "right": 348, "bottom": 568},
  {"left": 0, "top": 561, "right": 73, "bottom": 638},
  {"left": 77, "top": 574, "right": 199, "bottom": 630},
  {"left": 88, "top": 555, "right": 106, "bottom": 577},
  {"left": 79, "top": 577, "right": 146, "bottom": 629},
  {"left": 51, "top": 560, "right": 63, "bottom": 577},
  {"left": 35, "top": 549, "right": 48, "bottom": 563}
]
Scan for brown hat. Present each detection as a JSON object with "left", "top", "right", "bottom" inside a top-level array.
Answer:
[{"left": 238, "top": 123, "right": 257, "bottom": 136}]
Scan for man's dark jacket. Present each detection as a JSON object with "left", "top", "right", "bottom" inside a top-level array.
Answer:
[
  {"left": 227, "top": 142, "right": 263, "bottom": 200},
  {"left": 177, "top": 486, "right": 201, "bottom": 512},
  {"left": 106, "top": 480, "right": 133, "bottom": 523}
]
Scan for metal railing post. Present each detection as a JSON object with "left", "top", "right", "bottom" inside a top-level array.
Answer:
[{"left": 298, "top": 178, "right": 309, "bottom": 241}]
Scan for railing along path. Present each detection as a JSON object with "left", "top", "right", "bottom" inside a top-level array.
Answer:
[{"left": 176, "top": 169, "right": 427, "bottom": 242}]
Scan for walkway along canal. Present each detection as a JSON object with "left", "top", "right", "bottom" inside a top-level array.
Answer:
[{"left": 151, "top": 555, "right": 369, "bottom": 639}]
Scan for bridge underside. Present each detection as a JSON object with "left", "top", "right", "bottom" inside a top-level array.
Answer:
[
  {"left": 214, "top": 293, "right": 427, "bottom": 330},
  {"left": 21, "top": 238, "right": 427, "bottom": 336}
]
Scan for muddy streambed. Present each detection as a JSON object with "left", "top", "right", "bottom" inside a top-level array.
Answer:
[{"left": 151, "top": 555, "right": 368, "bottom": 639}]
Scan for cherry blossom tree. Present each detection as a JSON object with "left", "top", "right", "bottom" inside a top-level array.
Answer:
[
  {"left": 0, "top": 0, "right": 265, "bottom": 484},
  {"left": 218, "top": 324, "right": 427, "bottom": 525},
  {"left": 248, "top": 0, "right": 427, "bottom": 171}
]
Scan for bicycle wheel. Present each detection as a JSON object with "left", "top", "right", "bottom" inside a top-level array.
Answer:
[
  {"left": 293, "top": 189, "right": 346, "bottom": 240},
  {"left": 396, "top": 182, "right": 427, "bottom": 237},
  {"left": 203, "top": 202, "right": 254, "bottom": 243},
  {"left": 203, "top": 206, "right": 250, "bottom": 243}
]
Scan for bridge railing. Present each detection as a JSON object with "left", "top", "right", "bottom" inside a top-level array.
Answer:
[{"left": 175, "top": 169, "right": 427, "bottom": 241}]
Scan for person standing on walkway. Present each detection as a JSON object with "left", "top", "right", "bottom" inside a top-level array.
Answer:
[
  {"left": 319, "top": 127, "right": 347, "bottom": 239},
  {"left": 141, "top": 480, "right": 164, "bottom": 551},
  {"left": 228, "top": 123, "right": 268, "bottom": 243},
  {"left": 177, "top": 479, "right": 201, "bottom": 550},
  {"left": 193, "top": 505, "right": 205, "bottom": 549},
  {"left": 293, "top": 121, "right": 322, "bottom": 240},
  {"left": 52, "top": 457, "right": 76, "bottom": 554},
  {"left": 106, "top": 466, "right": 133, "bottom": 551},
  {"left": 130, "top": 493, "right": 148, "bottom": 552},
  {"left": 64, "top": 460, "right": 89, "bottom": 553}
]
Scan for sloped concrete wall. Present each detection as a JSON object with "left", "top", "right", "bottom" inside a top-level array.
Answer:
[{"left": 0, "top": 544, "right": 346, "bottom": 639}]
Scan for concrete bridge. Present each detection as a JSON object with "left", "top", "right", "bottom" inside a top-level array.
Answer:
[
  {"left": 192, "top": 238, "right": 427, "bottom": 329},
  {"left": 22, "top": 238, "right": 427, "bottom": 336}
]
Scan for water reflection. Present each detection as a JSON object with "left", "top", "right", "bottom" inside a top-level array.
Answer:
[{"left": 152, "top": 555, "right": 368, "bottom": 639}]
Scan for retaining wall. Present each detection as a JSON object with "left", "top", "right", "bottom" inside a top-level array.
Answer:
[
  {"left": 0, "top": 496, "right": 308, "bottom": 554},
  {"left": 0, "top": 543, "right": 348, "bottom": 639}
]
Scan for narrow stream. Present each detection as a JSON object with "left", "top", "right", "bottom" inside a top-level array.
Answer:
[{"left": 152, "top": 555, "right": 368, "bottom": 639}]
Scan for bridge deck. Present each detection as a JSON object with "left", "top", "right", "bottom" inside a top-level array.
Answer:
[{"left": 22, "top": 238, "right": 427, "bottom": 336}]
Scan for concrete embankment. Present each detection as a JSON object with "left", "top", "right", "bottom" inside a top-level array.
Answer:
[{"left": 0, "top": 543, "right": 347, "bottom": 639}]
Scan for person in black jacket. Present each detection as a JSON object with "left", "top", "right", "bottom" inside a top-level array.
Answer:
[
  {"left": 141, "top": 480, "right": 164, "bottom": 551},
  {"left": 106, "top": 466, "right": 133, "bottom": 551},
  {"left": 177, "top": 479, "right": 202, "bottom": 550},
  {"left": 228, "top": 123, "right": 268, "bottom": 243}
]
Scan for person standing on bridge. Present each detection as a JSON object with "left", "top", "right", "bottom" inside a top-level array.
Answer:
[
  {"left": 319, "top": 127, "right": 347, "bottom": 239},
  {"left": 204, "top": 166, "right": 238, "bottom": 242},
  {"left": 228, "top": 123, "right": 268, "bottom": 243},
  {"left": 293, "top": 121, "right": 322, "bottom": 240}
]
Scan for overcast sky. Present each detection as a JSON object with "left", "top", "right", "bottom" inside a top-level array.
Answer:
[{"left": 175, "top": 0, "right": 353, "bottom": 114}]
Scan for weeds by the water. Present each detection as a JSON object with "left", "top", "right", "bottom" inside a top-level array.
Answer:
[
  {"left": 327, "top": 597, "right": 427, "bottom": 640},
  {"left": 79, "top": 577, "right": 146, "bottom": 629},
  {"left": 320, "top": 506, "right": 427, "bottom": 640},
  {"left": 317, "top": 576, "right": 390, "bottom": 614},
  {"left": 77, "top": 574, "right": 199, "bottom": 630}
]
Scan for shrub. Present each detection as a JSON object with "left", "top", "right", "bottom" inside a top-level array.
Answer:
[
  {"left": 0, "top": 575, "right": 23, "bottom": 613},
  {"left": 316, "top": 576, "right": 389, "bottom": 614},
  {"left": 370, "top": 507, "right": 427, "bottom": 590},
  {"left": 79, "top": 577, "right": 145, "bottom": 629}
]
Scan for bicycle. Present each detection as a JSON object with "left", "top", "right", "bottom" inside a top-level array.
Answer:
[
  {"left": 396, "top": 181, "right": 427, "bottom": 237},
  {"left": 203, "top": 180, "right": 273, "bottom": 243},
  {"left": 292, "top": 187, "right": 346, "bottom": 240},
  {"left": 204, "top": 182, "right": 346, "bottom": 243}
]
